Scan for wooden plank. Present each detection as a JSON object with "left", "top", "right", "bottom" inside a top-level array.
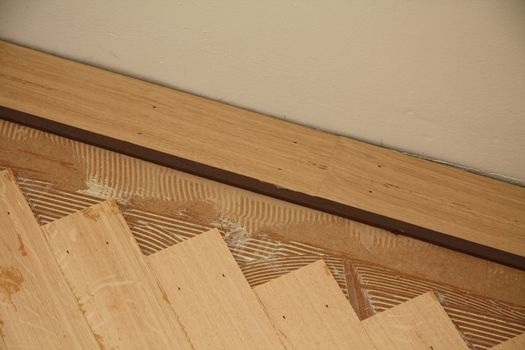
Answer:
[
  {"left": 362, "top": 291, "right": 470, "bottom": 349},
  {"left": 253, "top": 260, "right": 376, "bottom": 349},
  {"left": 0, "top": 169, "right": 99, "bottom": 349},
  {"left": 1, "top": 40, "right": 524, "bottom": 267},
  {"left": 147, "top": 228, "right": 285, "bottom": 349},
  {"left": 41, "top": 200, "right": 193, "bottom": 350},
  {"left": 490, "top": 333, "right": 525, "bottom": 350}
]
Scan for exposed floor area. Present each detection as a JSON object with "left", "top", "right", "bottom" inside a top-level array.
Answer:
[{"left": 2, "top": 168, "right": 524, "bottom": 349}]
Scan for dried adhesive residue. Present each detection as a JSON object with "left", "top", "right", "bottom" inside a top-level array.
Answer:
[
  {"left": 435, "top": 291, "right": 447, "bottom": 306},
  {"left": 17, "top": 234, "right": 27, "bottom": 256},
  {"left": 0, "top": 266, "right": 23, "bottom": 305},
  {"left": 82, "top": 207, "right": 100, "bottom": 221},
  {"left": 212, "top": 218, "right": 250, "bottom": 247},
  {"left": 80, "top": 176, "right": 130, "bottom": 205}
]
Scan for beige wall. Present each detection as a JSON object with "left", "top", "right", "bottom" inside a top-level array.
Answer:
[{"left": 1, "top": 0, "right": 524, "bottom": 184}]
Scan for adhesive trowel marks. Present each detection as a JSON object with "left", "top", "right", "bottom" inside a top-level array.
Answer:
[
  {"left": 349, "top": 261, "right": 525, "bottom": 349},
  {"left": 1, "top": 119, "right": 524, "bottom": 349}
]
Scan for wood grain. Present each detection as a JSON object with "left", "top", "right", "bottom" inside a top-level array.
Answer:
[
  {"left": 1, "top": 40, "right": 524, "bottom": 264},
  {"left": 323, "top": 137, "right": 525, "bottom": 261},
  {"left": 0, "top": 169, "right": 99, "bottom": 349},
  {"left": 42, "top": 200, "right": 193, "bottom": 350},
  {"left": 147, "top": 228, "right": 285, "bottom": 349},
  {"left": 490, "top": 333, "right": 525, "bottom": 349},
  {"left": 362, "top": 291, "right": 470, "bottom": 349},
  {"left": 254, "top": 260, "right": 376, "bottom": 349}
]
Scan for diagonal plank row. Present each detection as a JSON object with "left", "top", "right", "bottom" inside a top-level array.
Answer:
[
  {"left": 42, "top": 200, "right": 193, "bottom": 349},
  {"left": 0, "top": 168, "right": 522, "bottom": 349},
  {"left": 147, "top": 228, "right": 285, "bottom": 349},
  {"left": 254, "top": 260, "right": 375, "bottom": 349},
  {"left": 0, "top": 169, "right": 99, "bottom": 349}
]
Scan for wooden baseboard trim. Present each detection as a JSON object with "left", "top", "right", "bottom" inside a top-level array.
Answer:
[{"left": 1, "top": 105, "right": 523, "bottom": 270}]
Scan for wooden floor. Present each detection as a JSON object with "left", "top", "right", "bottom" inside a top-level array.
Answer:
[
  {"left": 147, "top": 228, "right": 285, "bottom": 349},
  {"left": 362, "top": 292, "right": 471, "bottom": 349},
  {"left": 1, "top": 40, "right": 524, "bottom": 268},
  {"left": 0, "top": 167, "right": 522, "bottom": 349},
  {"left": 1, "top": 119, "right": 524, "bottom": 349},
  {"left": 42, "top": 200, "right": 192, "bottom": 349},
  {"left": 254, "top": 260, "right": 375, "bottom": 349},
  {"left": 0, "top": 169, "right": 98, "bottom": 349}
]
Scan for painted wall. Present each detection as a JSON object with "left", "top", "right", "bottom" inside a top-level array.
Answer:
[{"left": 1, "top": 0, "right": 524, "bottom": 184}]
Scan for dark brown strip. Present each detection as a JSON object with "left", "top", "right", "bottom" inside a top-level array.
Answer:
[{"left": 1, "top": 105, "right": 523, "bottom": 270}]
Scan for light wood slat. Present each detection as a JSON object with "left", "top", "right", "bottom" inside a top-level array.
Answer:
[
  {"left": 0, "top": 169, "right": 99, "bottom": 349},
  {"left": 362, "top": 291, "right": 470, "bottom": 349},
  {"left": 147, "top": 228, "right": 285, "bottom": 349},
  {"left": 254, "top": 260, "right": 376, "bottom": 349},
  {"left": 490, "top": 333, "right": 525, "bottom": 350},
  {"left": 1, "top": 40, "right": 524, "bottom": 262},
  {"left": 42, "top": 200, "right": 193, "bottom": 350},
  {"left": 320, "top": 137, "right": 525, "bottom": 260}
]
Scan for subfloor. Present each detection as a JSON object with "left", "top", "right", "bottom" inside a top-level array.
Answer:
[{"left": 1, "top": 119, "right": 524, "bottom": 349}]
